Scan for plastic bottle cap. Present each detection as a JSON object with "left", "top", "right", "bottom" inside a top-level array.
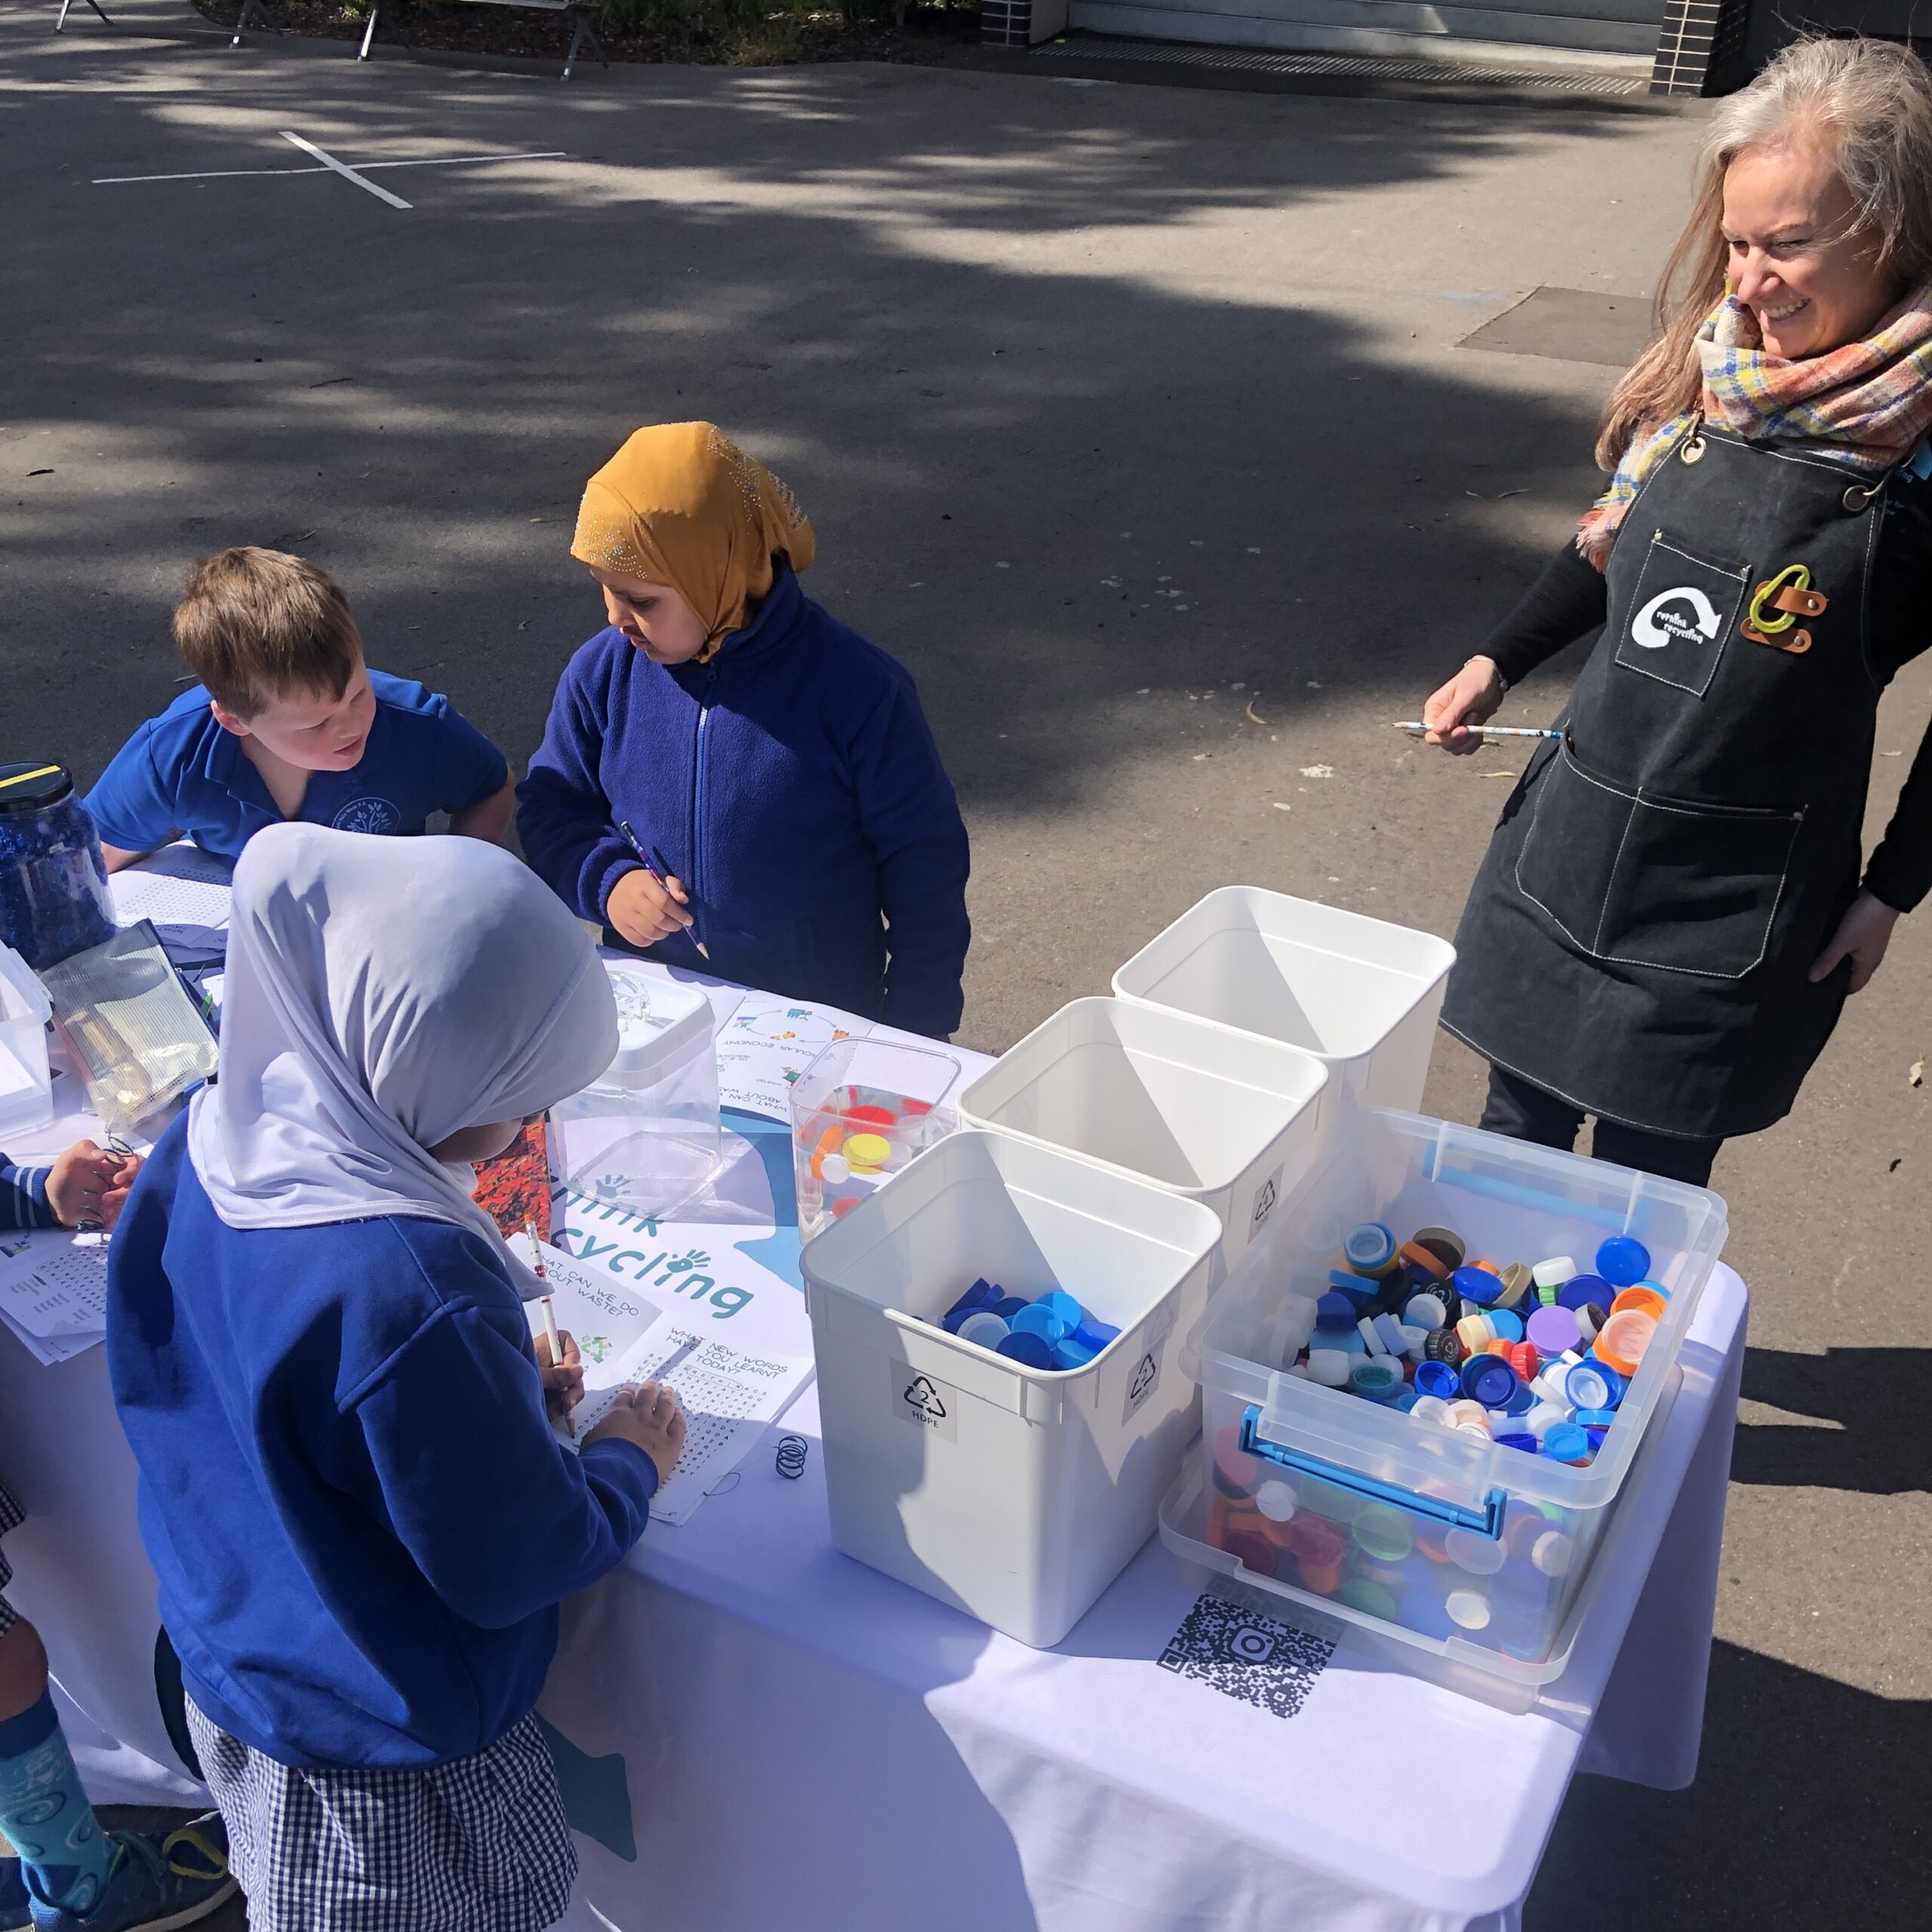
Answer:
[
  {"left": 943, "top": 1280, "right": 1001, "bottom": 1324},
  {"left": 1574, "top": 1305, "right": 1606, "bottom": 1343},
  {"left": 1357, "top": 1316, "right": 1389, "bottom": 1357},
  {"left": 957, "top": 1311, "right": 1010, "bottom": 1349},
  {"left": 1611, "top": 1285, "right": 1669, "bottom": 1323},
  {"left": 1345, "top": 1222, "right": 1397, "bottom": 1270},
  {"left": 1011, "top": 1303, "right": 1071, "bottom": 1344},
  {"left": 1496, "top": 1262, "right": 1535, "bottom": 1308},
  {"left": 1444, "top": 1527, "right": 1507, "bottom": 1575},
  {"left": 1444, "top": 1398, "right": 1490, "bottom": 1432},
  {"left": 820, "top": 1154, "right": 851, "bottom": 1185},
  {"left": 1525, "top": 1304, "right": 1582, "bottom": 1358},
  {"left": 844, "top": 1132, "right": 892, "bottom": 1172},
  {"left": 1452, "top": 1265, "right": 1502, "bottom": 1308},
  {"left": 1506, "top": 1341, "right": 1540, "bottom": 1381},
  {"left": 1461, "top": 1354, "right": 1520, "bottom": 1409},
  {"left": 1412, "top": 1226, "right": 1468, "bottom": 1272},
  {"left": 1352, "top": 1503, "right": 1414, "bottom": 1564},
  {"left": 1306, "top": 1349, "right": 1352, "bottom": 1388},
  {"left": 993, "top": 1297, "right": 1028, "bottom": 1321},
  {"left": 1286, "top": 1514, "right": 1347, "bottom": 1567},
  {"left": 1395, "top": 1323, "right": 1430, "bottom": 1358},
  {"left": 1444, "top": 1589, "right": 1492, "bottom": 1630},
  {"left": 1050, "top": 1339, "right": 1097, "bottom": 1371},
  {"left": 1350, "top": 1358, "right": 1402, "bottom": 1401},
  {"left": 1541, "top": 1422, "right": 1589, "bottom": 1462},
  {"left": 1532, "top": 1255, "right": 1577, "bottom": 1289},
  {"left": 1486, "top": 1307, "right": 1524, "bottom": 1344},
  {"left": 1564, "top": 1360, "right": 1620, "bottom": 1411},
  {"left": 1596, "top": 1236, "right": 1651, "bottom": 1287},
  {"left": 995, "top": 1330, "right": 1054, "bottom": 1369},
  {"left": 1423, "top": 1326, "right": 1466, "bottom": 1367},
  {"left": 1531, "top": 1529, "right": 1575, "bottom": 1578},
  {"left": 1253, "top": 1479, "right": 1298, "bottom": 1523},
  {"left": 1316, "top": 1291, "right": 1358, "bottom": 1325},
  {"left": 1373, "top": 1312, "right": 1408, "bottom": 1355},
  {"left": 1593, "top": 1309, "right": 1657, "bottom": 1377},
  {"left": 1572, "top": 1407, "right": 1617, "bottom": 1429},
  {"left": 1404, "top": 1293, "right": 1447, "bottom": 1331},
  {"left": 1041, "top": 1291, "right": 1085, "bottom": 1328},
  {"left": 1558, "top": 1272, "right": 1613, "bottom": 1312},
  {"left": 1455, "top": 1314, "right": 1496, "bottom": 1354},
  {"left": 1503, "top": 1378, "right": 1536, "bottom": 1416},
  {"left": 1327, "top": 1269, "right": 1380, "bottom": 1304},
  {"left": 1408, "top": 1393, "right": 1453, "bottom": 1425},
  {"left": 1494, "top": 1432, "right": 1539, "bottom": 1454},
  {"left": 1396, "top": 1241, "right": 1450, "bottom": 1282},
  {"left": 1073, "top": 1315, "right": 1121, "bottom": 1352}
]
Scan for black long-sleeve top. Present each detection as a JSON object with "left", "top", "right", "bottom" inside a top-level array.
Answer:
[{"left": 1475, "top": 477, "right": 1932, "bottom": 913}]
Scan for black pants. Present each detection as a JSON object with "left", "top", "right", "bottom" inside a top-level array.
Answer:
[{"left": 1479, "top": 1064, "right": 1722, "bottom": 1189}]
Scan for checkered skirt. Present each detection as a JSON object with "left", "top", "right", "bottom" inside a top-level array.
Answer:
[
  {"left": 0, "top": 1475, "right": 25, "bottom": 1636},
  {"left": 185, "top": 1703, "right": 577, "bottom": 1932}
]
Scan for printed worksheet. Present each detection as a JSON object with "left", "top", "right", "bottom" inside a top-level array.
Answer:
[
  {"left": 528, "top": 1241, "right": 811, "bottom": 1526},
  {"left": 715, "top": 991, "right": 869, "bottom": 1121},
  {"left": 107, "top": 844, "right": 232, "bottom": 964},
  {"left": 0, "top": 1229, "right": 110, "bottom": 1364}
]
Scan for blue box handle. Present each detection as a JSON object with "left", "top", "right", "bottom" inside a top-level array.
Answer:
[{"left": 1238, "top": 1406, "right": 1509, "bottom": 1540}]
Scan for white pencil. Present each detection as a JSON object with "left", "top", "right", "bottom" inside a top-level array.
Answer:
[
  {"left": 1392, "top": 721, "right": 1561, "bottom": 740},
  {"left": 527, "top": 1221, "right": 575, "bottom": 1440}
]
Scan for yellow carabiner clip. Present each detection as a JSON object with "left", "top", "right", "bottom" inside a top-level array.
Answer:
[{"left": 1747, "top": 564, "right": 1810, "bottom": 637}]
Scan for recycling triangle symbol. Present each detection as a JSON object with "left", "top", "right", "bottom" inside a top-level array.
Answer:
[
  {"left": 1129, "top": 1354, "right": 1157, "bottom": 1403},
  {"left": 904, "top": 1375, "right": 948, "bottom": 1421}
]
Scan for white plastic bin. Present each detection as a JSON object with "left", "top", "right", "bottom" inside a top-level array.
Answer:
[
  {"left": 1188, "top": 1109, "right": 1726, "bottom": 1690},
  {"left": 792, "top": 1034, "right": 961, "bottom": 1242},
  {"left": 0, "top": 944, "right": 52, "bottom": 1138},
  {"left": 958, "top": 997, "right": 1327, "bottom": 1277},
  {"left": 548, "top": 966, "right": 718, "bottom": 1219},
  {"left": 802, "top": 1129, "right": 1223, "bottom": 1647},
  {"left": 1112, "top": 888, "right": 1455, "bottom": 1127}
]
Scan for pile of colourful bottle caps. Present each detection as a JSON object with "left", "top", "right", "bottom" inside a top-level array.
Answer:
[
  {"left": 1294, "top": 1222, "right": 1669, "bottom": 1465},
  {"left": 931, "top": 1278, "right": 1122, "bottom": 1371}
]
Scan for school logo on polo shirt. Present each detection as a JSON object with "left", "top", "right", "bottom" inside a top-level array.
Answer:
[{"left": 332, "top": 797, "right": 402, "bottom": 835}]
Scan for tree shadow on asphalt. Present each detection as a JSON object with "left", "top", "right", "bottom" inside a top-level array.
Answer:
[{"left": 1530, "top": 1638, "right": 1930, "bottom": 1930}]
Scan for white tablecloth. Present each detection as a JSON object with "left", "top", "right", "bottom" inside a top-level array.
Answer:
[{"left": 0, "top": 941, "right": 1746, "bottom": 1930}]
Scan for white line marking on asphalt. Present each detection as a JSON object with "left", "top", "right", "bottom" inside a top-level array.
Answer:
[
  {"left": 91, "top": 146, "right": 566, "bottom": 199},
  {"left": 278, "top": 131, "right": 414, "bottom": 208}
]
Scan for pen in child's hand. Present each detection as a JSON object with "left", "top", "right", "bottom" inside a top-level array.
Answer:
[
  {"left": 617, "top": 820, "right": 711, "bottom": 961},
  {"left": 1392, "top": 721, "right": 1561, "bottom": 740},
  {"left": 527, "top": 1220, "right": 575, "bottom": 1440}
]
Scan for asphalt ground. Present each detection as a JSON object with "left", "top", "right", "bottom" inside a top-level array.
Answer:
[{"left": 4, "top": 11, "right": 1925, "bottom": 1924}]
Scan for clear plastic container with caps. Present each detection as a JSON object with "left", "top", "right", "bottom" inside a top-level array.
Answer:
[
  {"left": 0, "top": 762, "right": 115, "bottom": 972},
  {"left": 0, "top": 943, "right": 54, "bottom": 1139},
  {"left": 546, "top": 964, "right": 719, "bottom": 1220},
  {"left": 1171, "top": 1107, "right": 1727, "bottom": 1701},
  {"left": 790, "top": 1034, "right": 961, "bottom": 1241}
]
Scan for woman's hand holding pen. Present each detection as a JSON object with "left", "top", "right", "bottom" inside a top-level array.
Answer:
[
  {"left": 1420, "top": 656, "right": 1507, "bottom": 755},
  {"left": 607, "top": 866, "right": 695, "bottom": 949}
]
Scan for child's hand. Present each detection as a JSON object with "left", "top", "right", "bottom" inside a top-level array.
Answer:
[
  {"left": 1420, "top": 656, "right": 1506, "bottom": 755},
  {"left": 534, "top": 1328, "right": 585, "bottom": 1422},
  {"left": 45, "top": 1141, "right": 134, "bottom": 1230},
  {"left": 586, "top": 1379, "right": 687, "bottom": 1484},
  {"left": 100, "top": 1152, "right": 143, "bottom": 1231},
  {"left": 606, "top": 867, "right": 694, "bottom": 949}
]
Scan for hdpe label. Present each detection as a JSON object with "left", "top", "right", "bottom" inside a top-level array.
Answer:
[
  {"left": 891, "top": 1359, "right": 958, "bottom": 1441},
  {"left": 1123, "top": 1342, "right": 1163, "bottom": 1425},
  {"left": 1250, "top": 1163, "right": 1284, "bottom": 1235}
]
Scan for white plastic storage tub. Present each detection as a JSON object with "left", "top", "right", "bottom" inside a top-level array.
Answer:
[
  {"left": 1112, "top": 888, "right": 1455, "bottom": 1126},
  {"left": 0, "top": 944, "right": 52, "bottom": 1138},
  {"left": 1188, "top": 1109, "right": 1726, "bottom": 1690},
  {"left": 802, "top": 1129, "right": 1223, "bottom": 1647},
  {"left": 958, "top": 997, "right": 1327, "bottom": 1276},
  {"left": 547, "top": 966, "right": 719, "bottom": 1219}
]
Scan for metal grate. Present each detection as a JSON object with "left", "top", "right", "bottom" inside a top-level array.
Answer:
[{"left": 1031, "top": 37, "right": 1651, "bottom": 97}]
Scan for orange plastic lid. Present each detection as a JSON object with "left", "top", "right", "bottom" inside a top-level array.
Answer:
[
  {"left": 1611, "top": 1286, "right": 1668, "bottom": 1322},
  {"left": 1593, "top": 1309, "right": 1657, "bottom": 1377}
]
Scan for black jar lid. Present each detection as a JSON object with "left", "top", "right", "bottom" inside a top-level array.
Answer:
[{"left": 0, "top": 762, "right": 75, "bottom": 815}]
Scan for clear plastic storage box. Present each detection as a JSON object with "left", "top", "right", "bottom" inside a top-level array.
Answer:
[
  {"left": 791, "top": 1035, "right": 961, "bottom": 1243},
  {"left": 1184, "top": 1109, "right": 1727, "bottom": 1692},
  {"left": 802, "top": 1128, "right": 1223, "bottom": 1647},
  {"left": 547, "top": 965, "right": 719, "bottom": 1220},
  {"left": 0, "top": 943, "right": 53, "bottom": 1139},
  {"left": 1112, "top": 888, "right": 1455, "bottom": 1129},
  {"left": 958, "top": 996, "right": 1327, "bottom": 1276}
]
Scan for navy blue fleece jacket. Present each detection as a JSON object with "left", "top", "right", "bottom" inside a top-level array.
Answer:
[{"left": 516, "top": 565, "right": 971, "bottom": 1038}]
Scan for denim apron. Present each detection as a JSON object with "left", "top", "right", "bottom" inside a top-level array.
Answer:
[{"left": 1441, "top": 423, "right": 1892, "bottom": 1138}]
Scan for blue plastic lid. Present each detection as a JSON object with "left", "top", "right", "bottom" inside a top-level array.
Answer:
[
  {"left": 993, "top": 1297, "right": 1029, "bottom": 1321},
  {"left": 1542, "top": 1422, "right": 1589, "bottom": 1461},
  {"left": 1565, "top": 1360, "right": 1623, "bottom": 1410},
  {"left": 1452, "top": 1266, "right": 1503, "bottom": 1307},
  {"left": 1327, "top": 1269, "right": 1379, "bottom": 1303},
  {"left": 1316, "top": 1291, "right": 1358, "bottom": 1325},
  {"left": 1073, "top": 1316, "right": 1121, "bottom": 1351},
  {"left": 1596, "top": 1236, "right": 1651, "bottom": 1287},
  {"left": 1487, "top": 1307, "right": 1524, "bottom": 1343},
  {"left": 1573, "top": 1407, "right": 1618, "bottom": 1429},
  {"left": 1392, "top": 1389, "right": 1422, "bottom": 1412},
  {"left": 941, "top": 1308, "right": 974, "bottom": 1334},
  {"left": 1503, "top": 1378, "right": 1536, "bottom": 1417},
  {"left": 1345, "top": 1222, "right": 1397, "bottom": 1270},
  {"left": 1558, "top": 1272, "right": 1612, "bottom": 1312},
  {"left": 1414, "top": 1360, "right": 1460, "bottom": 1400},
  {"left": 996, "top": 1330, "right": 1054, "bottom": 1370},
  {"left": 1583, "top": 1425, "right": 1611, "bottom": 1454},
  {"left": 1041, "top": 1290, "right": 1085, "bottom": 1329},
  {"left": 1051, "top": 1338, "right": 1097, "bottom": 1371},
  {"left": 957, "top": 1311, "right": 1011, "bottom": 1349},
  {"left": 944, "top": 1280, "right": 1001, "bottom": 1323},
  {"left": 1461, "top": 1355, "right": 1519, "bottom": 1408},
  {"left": 1494, "top": 1431, "right": 1540, "bottom": 1454},
  {"left": 1011, "top": 1303, "right": 1070, "bottom": 1344},
  {"left": 1315, "top": 1323, "right": 1368, "bottom": 1357}
]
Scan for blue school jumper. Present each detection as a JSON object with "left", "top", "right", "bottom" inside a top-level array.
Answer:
[
  {"left": 83, "top": 672, "right": 508, "bottom": 864},
  {"left": 0, "top": 1159, "right": 54, "bottom": 1230},
  {"left": 516, "top": 565, "right": 971, "bottom": 1038},
  {"left": 106, "top": 1118, "right": 657, "bottom": 1771}
]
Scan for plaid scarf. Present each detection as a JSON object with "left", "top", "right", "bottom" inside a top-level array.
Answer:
[{"left": 1577, "top": 282, "right": 1932, "bottom": 568}]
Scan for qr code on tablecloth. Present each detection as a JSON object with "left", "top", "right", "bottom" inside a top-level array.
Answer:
[{"left": 1156, "top": 1592, "right": 1334, "bottom": 1721}]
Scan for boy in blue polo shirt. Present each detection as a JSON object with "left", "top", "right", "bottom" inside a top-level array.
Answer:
[{"left": 85, "top": 549, "right": 514, "bottom": 869}]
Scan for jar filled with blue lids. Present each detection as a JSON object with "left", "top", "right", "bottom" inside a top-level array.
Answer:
[{"left": 0, "top": 763, "right": 115, "bottom": 970}]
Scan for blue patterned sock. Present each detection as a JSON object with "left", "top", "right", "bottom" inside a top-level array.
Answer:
[{"left": 0, "top": 1693, "right": 110, "bottom": 1915}]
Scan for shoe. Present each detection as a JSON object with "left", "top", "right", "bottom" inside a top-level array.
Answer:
[
  {"left": 0, "top": 1859, "right": 29, "bottom": 1932},
  {"left": 28, "top": 1816, "right": 235, "bottom": 1931}
]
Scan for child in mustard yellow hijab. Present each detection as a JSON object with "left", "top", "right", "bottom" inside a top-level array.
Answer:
[{"left": 518, "top": 423, "right": 971, "bottom": 1037}]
